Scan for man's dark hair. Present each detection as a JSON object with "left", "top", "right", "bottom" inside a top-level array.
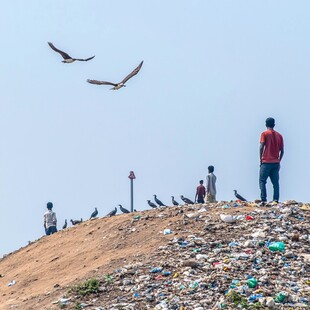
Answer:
[
  {"left": 47, "top": 202, "right": 53, "bottom": 209},
  {"left": 199, "top": 180, "right": 203, "bottom": 184},
  {"left": 208, "top": 165, "right": 214, "bottom": 173},
  {"left": 265, "top": 117, "right": 275, "bottom": 128}
]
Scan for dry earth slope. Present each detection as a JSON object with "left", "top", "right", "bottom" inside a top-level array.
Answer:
[{"left": 0, "top": 208, "right": 180, "bottom": 309}]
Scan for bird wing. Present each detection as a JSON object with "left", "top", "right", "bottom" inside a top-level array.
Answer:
[
  {"left": 237, "top": 194, "right": 246, "bottom": 201},
  {"left": 155, "top": 198, "right": 163, "bottom": 205},
  {"left": 106, "top": 210, "right": 114, "bottom": 216},
  {"left": 121, "top": 206, "right": 130, "bottom": 213},
  {"left": 48, "top": 42, "right": 71, "bottom": 59},
  {"left": 120, "top": 61, "right": 144, "bottom": 84},
  {"left": 74, "top": 55, "right": 95, "bottom": 62},
  {"left": 185, "top": 198, "right": 194, "bottom": 204},
  {"left": 87, "top": 79, "right": 117, "bottom": 86},
  {"left": 90, "top": 210, "right": 97, "bottom": 218}
]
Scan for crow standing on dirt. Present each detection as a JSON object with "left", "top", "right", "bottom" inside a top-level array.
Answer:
[
  {"left": 153, "top": 195, "right": 166, "bottom": 206},
  {"left": 62, "top": 219, "right": 67, "bottom": 229},
  {"left": 171, "top": 196, "right": 179, "bottom": 206},
  {"left": 90, "top": 207, "right": 98, "bottom": 219},
  {"left": 180, "top": 195, "right": 195, "bottom": 205},
  {"left": 106, "top": 207, "right": 117, "bottom": 217},
  {"left": 71, "top": 218, "right": 83, "bottom": 225},
  {"left": 233, "top": 190, "right": 247, "bottom": 202},
  {"left": 119, "top": 204, "right": 130, "bottom": 213},
  {"left": 147, "top": 200, "right": 158, "bottom": 208}
]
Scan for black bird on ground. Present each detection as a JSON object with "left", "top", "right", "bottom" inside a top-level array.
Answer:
[
  {"left": 119, "top": 204, "right": 130, "bottom": 213},
  {"left": 89, "top": 207, "right": 98, "bottom": 219},
  {"left": 147, "top": 200, "right": 158, "bottom": 209},
  {"left": 106, "top": 207, "right": 117, "bottom": 217},
  {"left": 71, "top": 218, "right": 83, "bottom": 225},
  {"left": 87, "top": 61, "right": 143, "bottom": 90},
  {"left": 153, "top": 195, "right": 166, "bottom": 207},
  {"left": 233, "top": 190, "right": 247, "bottom": 202},
  {"left": 171, "top": 196, "right": 179, "bottom": 206},
  {"left": 180, "top": 195, "right": 195, "bottom": 205},
  {"left": 48, "top": 42, "right": 95, "bottom": 63},
  {"left": 62, "top": 219, "right": 67, "bottom": 229}
]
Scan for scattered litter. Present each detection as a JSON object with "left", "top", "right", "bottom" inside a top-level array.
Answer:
[
  {"left": 163, "top": 228, "right": 172, "bottom": 235},
  {"left": 7, "top": 280, "right": 16, "bottom": 287},
  {"left": 50, "top": 201, "right": 310, "bottom": 308},
  {"left": 220, "top": 214, "right": 236, "bottom": 223}
]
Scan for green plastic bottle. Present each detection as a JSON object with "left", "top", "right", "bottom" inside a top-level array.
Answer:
[
  {"left": 247, "top": 278, "right": 258, "bottom": 288},
  {"left": 268, "top": 242, "right": 285, "bottom": 252},
  {"left": 275, "top": 292, "right": 287, "bottom": 302}
]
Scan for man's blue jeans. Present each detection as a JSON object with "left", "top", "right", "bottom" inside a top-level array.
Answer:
[
  {"left": 259, "top": 163, "right": 280, "bottom": 202},
  {"left": 46, "top": 226, "right": 57, "bottom": 236}
]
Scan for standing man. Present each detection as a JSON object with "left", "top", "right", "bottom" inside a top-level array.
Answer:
[
  {"left": 44, "top": 202, "right": 57, "bottom": 235},
  {"left": 206, "top": 165, "right": 217, "bottom": 203},
  {"left": 259, "top": 117, "right": 284, "bottom": 204},
  {"left": 195, "top": 180, "right": 206, "bottom": 204}
]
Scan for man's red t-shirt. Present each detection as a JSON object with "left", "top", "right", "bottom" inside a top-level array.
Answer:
[
  {"left": 196, "top": 184, "right": 206, "bottom": 198},
  {"left": 260, "top": 129, "right": 284, "bottom": 163}
]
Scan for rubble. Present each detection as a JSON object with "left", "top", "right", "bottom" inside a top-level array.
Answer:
[{"left": 59, "top": 201, "right": 309, "bottom": 309}]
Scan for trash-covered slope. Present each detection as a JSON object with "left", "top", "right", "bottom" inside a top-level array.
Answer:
[{"left": 0, "top": 201, "right": 309, "bottom": 309}]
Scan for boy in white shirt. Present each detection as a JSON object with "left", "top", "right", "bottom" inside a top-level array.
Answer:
[{"left": 44, "top": 202, "right": 57, "bottom": 235}]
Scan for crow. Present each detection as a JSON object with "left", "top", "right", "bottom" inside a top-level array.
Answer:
[
  {"left": 233, "top": 190, "right": 247, "bottom": 202},
  {"left": 180, "top": 195, "right": 194, "bottom": 205}
]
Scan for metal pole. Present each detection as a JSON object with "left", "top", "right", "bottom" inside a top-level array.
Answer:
[
  {"left": 128, "top": 171, "right": 136, "bottom": 212},
  {"left": 130, "top": 179, "right": 134, "bottom": 212}
]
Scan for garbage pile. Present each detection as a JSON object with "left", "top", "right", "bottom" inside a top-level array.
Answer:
[{"left": 61, "top": 201, "right": 310, "bottom": 309}]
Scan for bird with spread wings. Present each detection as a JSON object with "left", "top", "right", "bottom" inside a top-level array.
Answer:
[
  {"left": 48, "top": 42, "right": 95, "bottom": 63},
  {"left": 87, "top": 61, "right": 143, "bottom": 90}
]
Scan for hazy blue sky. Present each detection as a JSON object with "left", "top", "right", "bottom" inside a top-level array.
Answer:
[{"left": 0, "top": 1, "right": 309, "bottom": 256}]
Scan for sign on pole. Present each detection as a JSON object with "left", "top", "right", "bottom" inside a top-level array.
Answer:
[{"left": 128, "top": 171, "right": 136, "bottom": 180}]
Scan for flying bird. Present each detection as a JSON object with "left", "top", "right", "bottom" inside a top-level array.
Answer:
[
  {"left": 180, "top": 195, "right": 194, "bottom": 205},
  {"left": 147, "top": 200, "right": 158, "bottom": 209},
  {"left": 89, "top": 207, "right": 98, "bottom": 219},
  {"left": 171, "top": 196, "right": 179, "bottom": 206},
  {"left": 87, "top": 61, "right": 143, "bottom": 90},
  {"left": 153, "top": 195, "right": 166, "bottom": 207},
  {"left": 62, "top": 219, "right": 67, "bottom": 229},
  {"left": 119, "top": 204, "right": 130, "bottom": 213},
  {"left": 106, "top": 207, "right": 117, "bottom": 217},
  {"left": 48, "top": 42, "right": 95, "bottom": 63},
  {"left": 71, "top": 218, "right": 83, "bottom": 225},
  {"left": 233, "top": 190, "right": 247, "bottom": 202}
]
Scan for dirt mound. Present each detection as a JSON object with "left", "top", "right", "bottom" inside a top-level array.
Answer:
[
  {"left": 0, "top": 208, "right": 177, "bottom": 309},
  {"left": 0, "top": 202, "right": 309, "bottom": 309}
]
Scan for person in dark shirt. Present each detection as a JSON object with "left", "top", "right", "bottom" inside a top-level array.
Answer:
[
  {"left": 259, "top": 117, "right": 284, "bottom": 204},
  {"left": 195, "top": 180, "right": 206, "bottom": 204}
]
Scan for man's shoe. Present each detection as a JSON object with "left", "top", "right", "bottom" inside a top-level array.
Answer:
[{"left": 258, "top": 201, "right": 266, "bottom": 207}]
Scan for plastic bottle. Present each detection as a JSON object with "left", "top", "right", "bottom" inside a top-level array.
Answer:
[
  {"left": 247, "top": 278, "right": 258, "bottom": 288},
  {"left": 150, "top": 267, "right": 163, "bottom": 273},
  {"left": 249, "top": 294, "right": 263, "bottom": 302},
  {"left": 268, "top": 242, "right": 285, "bottom": 252},
  {"left": 275, "top": 292, "right": 287, "bottom": 302}
]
